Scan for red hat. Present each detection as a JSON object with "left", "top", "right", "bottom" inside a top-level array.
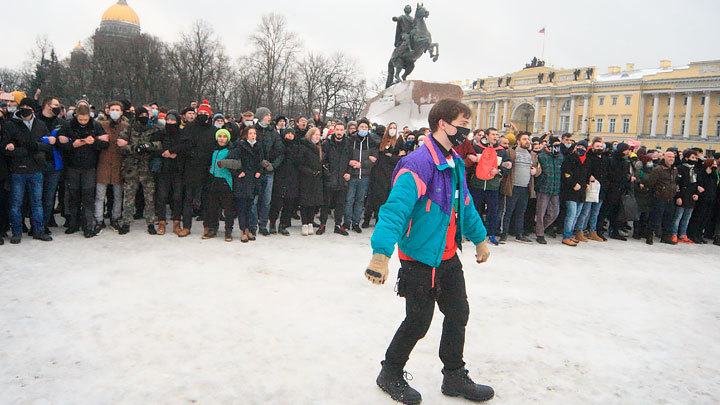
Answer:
[
  {"left": 158, "top": 112, "right": 167, "bottom": 120},
  {"left": 197, "top": 99, "right": 212, "bottom": 116}
]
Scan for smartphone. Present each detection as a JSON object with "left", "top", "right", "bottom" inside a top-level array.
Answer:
[{"left": 503, "top": 123, "right": 511, "bottom": 128}]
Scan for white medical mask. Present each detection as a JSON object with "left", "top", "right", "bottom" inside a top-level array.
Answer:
[
  {"left": 214, "top": 122, "right": 223, "bottom": 129},
  {"left": 7, "top": 106, "right": 17, "bottom": 113},
  {"left": 389, "top": 129, "right": 397, "bottom": 137},
  {"left": 244, "top": 120, "right": 254, "bottom": 127},
  {"left": 109, "top": 111, "right": 121, "bottom": 121},
  {"left": 158, "top": 119, "right": 166, "bottom": 126},
  {"left": 248, "top": 139, "right": 257, "bottom": 145}
]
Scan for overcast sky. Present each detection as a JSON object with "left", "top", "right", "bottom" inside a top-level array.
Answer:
[{"left": 3, "top": 0, "right": 720, "bottom": 87}]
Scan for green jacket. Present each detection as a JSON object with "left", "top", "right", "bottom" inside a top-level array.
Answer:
[{"left": 535, "top": 149, "right": 564, "bottom": 195}]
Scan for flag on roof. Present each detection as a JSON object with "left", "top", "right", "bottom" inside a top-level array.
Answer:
[{"left": 539, "top": 27, "right": 545, "bottom": 34}]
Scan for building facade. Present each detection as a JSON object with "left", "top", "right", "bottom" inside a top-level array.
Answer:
[{"left": 458, "top": 59, "right": 720, "bottom": 152}]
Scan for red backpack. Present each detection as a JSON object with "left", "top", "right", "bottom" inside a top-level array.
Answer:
[{"left": 475, "top": 145, "right": 500, "bottom": 180}]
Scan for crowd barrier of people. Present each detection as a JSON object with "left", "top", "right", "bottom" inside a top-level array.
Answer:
[{"left": 0, "top": 91, "right": 718, "bottom": 248}]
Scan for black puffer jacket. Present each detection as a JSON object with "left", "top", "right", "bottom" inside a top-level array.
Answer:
[
  {"left": 676, "top": 159, "right": 699, "bottom": 209},
  {"left": 348, "top": 133, "right": 379, "bottom": 179},
  {"left": 585, "top": 150, "right": 610, "bottom": 200},
  {"left": 57, "top": 116, "right": 108, "bottom": 169},
  {"left": 367, "top": 137, "right": 405, "bottom": 209},
  {"left": 298, "top": 139, "right": 324, "bottom": 207},
  {"left": 178, "top": 120, "right": 217, "bottom": 187},
  {"left": 151, "top": 123, "right": 184, "bottom": 174},
  {"left": 1, "top": 114, "right": 51, "bottom": 174},
  {"left": 606, "top": 151, "right": 632, "bottom": 205},
  {"left": 256, "top": 123, "right": 285, "bottom": 175},
  {"left": 272, "top": 135, "right": 301, "bottom": 199},
  {"left": 322, "top": 133, "right": 352, "bottom": 190},
  {"left": 229, "top": 140, "right": 263, "bottom": 199},
  {"left": 560, "top": 152, "right": 589, "bottom": 202}
]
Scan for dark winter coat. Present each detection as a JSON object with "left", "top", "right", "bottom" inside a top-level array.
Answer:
[
  {"left": 36, "top": 113, "right": 63, "bottom": 170},
  {"left": 272, "top": 135, "right": 302, "bottom": 199},
  {"left": 536, "top": 149, "right": 565, "bottom": 196},
  {"left": 322, "top": 134, "right": 352, "bottom": 190},
  {"left": 1, "top": 114, "right": 51, "bottom": 174},
  {"left": 57, "top": 116, "right": 108, "bottom": 169},
  {"left": 298, "top": 139, "right": 324, "bottom": 207},
  {"left": 151, "top": 124, "right": 184, "bottom": 174},
  {"left": 606, "top": 151, "right": 632, "bottom": 205},
  {"left": 697, "top": 167, "right": 718, "bottom": 204},
  {"left": 676, "top": 160, "right": 699, "bottom": 209},
  {"left": 256, "top": 123, "right": 285, "bottom": 175},
  {"left": 585, "top": 150, "right": 610, "bottom": 200},
  {"left": 348, "top": 133, "right": 379, "bottom": 179},
  {"left": 177, "top": 120, "right": 217, "bottom": 187},
  {"left": 647, "top": 161, "right": 678, "bottom": 201},
  {"left": 228, "top": 140, "right": 263, "bottom": 199},
  {"left": 560, "top": 152, "right": 589, "bottom": 202},
  {"left": 367, "top": 137, "right": 405, "bottom": 209},
  {"left": 634, "top": 163, "right": 655, "bottom": 213}
]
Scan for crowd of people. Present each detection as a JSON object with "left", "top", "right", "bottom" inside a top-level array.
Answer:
[
  {"left": 0, "top": 91, "right": 431, "bottom": 245},
  {"left": 1, "top": 90, "right": 718, "bottom": 248}
]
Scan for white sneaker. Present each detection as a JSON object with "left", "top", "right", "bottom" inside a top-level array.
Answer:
[
  {"left": 301, "top": 224, "right": 309, "bottom": 236},
  {"left": 308, "top": 224, "right": 314, "bottom": 235}
]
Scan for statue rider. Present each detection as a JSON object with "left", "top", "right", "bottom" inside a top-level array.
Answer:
[{"left": 393, "top": 5, "right": 414, "bottom": 53}]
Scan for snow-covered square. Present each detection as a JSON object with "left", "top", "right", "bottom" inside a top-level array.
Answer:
[{"left": 1, "top": 222, "right": 719, "bottom": 404}]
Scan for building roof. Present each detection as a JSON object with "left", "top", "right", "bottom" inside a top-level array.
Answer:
[
  {"left": 101, "top": 0, "right": 140, "bottom": 26},
  {"left": 73, "top": 41, "right": 84, "bottom": 51}
]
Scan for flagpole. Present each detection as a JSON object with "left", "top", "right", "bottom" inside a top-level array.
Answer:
[{"left": 541, "top": 27, "right": 546, "bottom": 62}]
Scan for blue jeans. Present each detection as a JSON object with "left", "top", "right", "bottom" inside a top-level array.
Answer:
[
  {"left": 470, "top": 188, "right": 499, "bottom": 237},
  {"left": 501, "top": 186, "right": 529, "bottom": 236},
  {"left": 563, "top": 201, "right": 582, "bottom": 239},
  {"left": 42, "top": 169, "right": 62, "bottom": 227},
  {"left": 250, "top": 174, "right": 273, "bottom": 231},
  {"left": 10, "top": 172, "right": 44, "bottom": 235},
  {"left": 577, "top": 200, "right": 603, "bottom": 232},
  {"left": 344, "top": 177, "right": 370, "bottom": 226},
  {"left": 672, "top": 206, "right": 694, "bottom": 236}
]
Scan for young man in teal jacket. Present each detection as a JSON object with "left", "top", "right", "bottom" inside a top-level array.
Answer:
[{"left": 365, "top": 99, "right": 493, "bottom": 404}]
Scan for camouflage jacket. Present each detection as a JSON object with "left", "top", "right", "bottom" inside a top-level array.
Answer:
[{"left": 118, "top": 121, "right": 162, "bottom": 174}]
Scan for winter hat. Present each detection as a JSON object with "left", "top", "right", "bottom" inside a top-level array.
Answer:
[
  {"left": 357, "top": 117, "right": 370, "bottom": 127},
  {"left": 548, "top": 135, "right": 560, "bottom": 145},
  {"left": 197, "top": 99, "right": 212, "bottom": 116},
  {"left": 255, "top": 107, "right": 271, "bottom": 121},
  {"left": 375, "top": 124, "right": 386, "bottom": 136},
  {"left": 616, "top": 142, "right": 630, "bottom": 153},
  {"left": 212, "top": 113, "right": 225, "bottom": 122},
  {"left": 120, "top": 99, "right": 132, "bottom": 112},
  {"left": 158, "top": 112, "right": 167, "bottom": 120},
  {"left": 166, "top": 110, "right": 180, "bottom": 122},
  {"left": 19, "top": 97, "right": 34, "bottom": 108},
  {"left": 576, "top": 139, "right": 588, "bottom": 148},
  {"left": 11, "top": 91, "right": 26, "bottom": 105},
  {"left": 215, "top": 128, "right": 231, "bottom": 141},
  {"left": 506, "top": 133, "right": 516, "bottom": 146},
  {"left": 274, "top": 115, "right": 288, "bottom": 125}
]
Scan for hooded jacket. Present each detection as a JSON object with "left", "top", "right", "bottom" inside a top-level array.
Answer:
[
  {"left": 348, "top": 132, "right": 379, "bottom": 179},
  {"left": 57, "top": 116, "right": 108, "bottom": 169},
  {"left": 1, "top": 113, "right": 51, "bottom": 174}
]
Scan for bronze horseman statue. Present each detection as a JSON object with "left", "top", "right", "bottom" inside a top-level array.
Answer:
[{"left": 386, "top": 3, "right": 440, "bottom": 88}]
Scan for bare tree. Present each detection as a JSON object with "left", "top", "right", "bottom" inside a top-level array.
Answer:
[{"left": 248, "top": 13, "right": 301, "bottom": 113}]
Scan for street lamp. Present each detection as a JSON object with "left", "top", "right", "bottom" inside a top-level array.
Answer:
[{"left": 584, "top": 116, "right": 595, "bottom": 141}]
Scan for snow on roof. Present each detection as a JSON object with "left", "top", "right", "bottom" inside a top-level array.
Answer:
[{"left": 595, "top": 65, "right": 690, "bottom": 82}]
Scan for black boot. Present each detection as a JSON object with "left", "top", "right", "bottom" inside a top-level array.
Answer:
[
  {"left": 268, "top": 222, "right": 277, "bottom": 235},
  {"left": 714, "top": 236, "right": 720, "bottom": 246},
  {"left": 361, "top": 218, "right": 371, "bottom": 229},
  {"left": 316, "top": 224, "right": 326, "bottom": 235},
  {"left": 334, "top": 225, "right": 349, "bottom": 236},
  {"left": 610, "top": 231, "right": 627, "bottom": 241},
  {"left": 33, "top": 232, "right": 53, "bottom": 242},
  {"left": 278, "top": 226, "right": 290, "bottom": 236},
  {"left": 646, "top": 231, "right": 654, "bottom": 245},
  {"left": 376, "top": 361, "right": 422, "bottom": 405},
  {"left": 65, "top": 224, "right": 80, "bottom": 235},
  {"left": 118, "top": 225, "right": 130, "bottom": 235},
  {"left": 148, "top": 224, "right": 157, "bottom": 235},
  {"left": 224, "top": 229, "right": 233, "bottom": 242},
  {"left": 352, "top": 223, "right": 362, "bottom": 234},
  {"left": 258, "top": 226, "right": 269, "bottom": 236},
  {"left": 441, "top": 367, "right": 494, "bottom": 402},
  {"left": 10, "top": 233, "right": 22, "bottom": 244},
  {"left": 202, "top": 228, "right": 217, "bottom": 239}
]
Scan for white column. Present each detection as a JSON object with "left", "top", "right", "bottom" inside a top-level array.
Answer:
[
  {"left": 568, "top": 96, "right": 576, "bottom": 133},
  {"left": 502, "top": 99, "right": 509, "bottom": 129},
  {"left": 666, "top": 93, "right": 675, "bottom": 138},
  {"left": 548, "top": 98, "right": 555, "bottom": 132},
  {"left": 555, "top": 98, "right": 562, "bottom": 131},
  {"left": 581, "top": 96, "right": 589, "bottom": 134},
  {"left": 683, "top": 93, "right": 693, "bottom": 138},
  {"left": 650, "top": 93, "right": 659, "bottom": 137},
  {"left": 702, "top": 92, "right": 711, "bottom": 139},
  {"left": 532, "top": 98, "right": 540, "bottom": 133},
  {"left": 544, "top": 98, "right": 552, "bottom": 132},
  {"left": 477, "top": 102, "right": 483, "bottom": 129},
  {"left": 637, "top": 94, "right": 645, "bottom": 135},
  {"left": 494, "top": 100, "right": 500, "bottom": 127}
]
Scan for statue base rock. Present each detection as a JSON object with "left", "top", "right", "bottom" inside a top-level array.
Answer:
[{"left": 361, "top": 80, "right": 464, "bottom": 130}]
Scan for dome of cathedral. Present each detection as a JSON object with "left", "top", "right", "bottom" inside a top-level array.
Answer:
[{"left": 101, "top": 0, "right": 140, "bottom": 26}]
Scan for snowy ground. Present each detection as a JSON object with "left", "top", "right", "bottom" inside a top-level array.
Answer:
[{"left": 1, "top": 219, "right": 719, "bottom": 404}]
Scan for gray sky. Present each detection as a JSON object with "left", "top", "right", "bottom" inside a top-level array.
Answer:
[{"left": 3, "top": 0, "right": 720, "bottom": 87}]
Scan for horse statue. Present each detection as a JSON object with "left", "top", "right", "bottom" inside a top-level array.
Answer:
[{"left": 385, "top": 3, "right": 439, "bottom": 88}]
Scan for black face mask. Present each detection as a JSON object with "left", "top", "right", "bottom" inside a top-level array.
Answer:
[
  {"left": 196, "top": 114, "right": 208, "bottom": 124},
  {"left": 577, "top": 148, "right": 586, "bottom": 157},
  {"left": 19, "top": 108, "right": 33, "bottom": 118},
  {"left": 446, "top": 124, "right": 471, "bottom": 147},
  {"left": 136, "top": 116, "right": 149, "bottom": 126},
  {"left": 51, "top": 107, "right": 61, "bottom": 116},
  {"left": 166, "top": 123, "right": 179, "bottom": 134}
]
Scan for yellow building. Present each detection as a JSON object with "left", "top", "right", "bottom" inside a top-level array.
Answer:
[{"left": 457, "top": 59, "right": 720, "bottom": 152}]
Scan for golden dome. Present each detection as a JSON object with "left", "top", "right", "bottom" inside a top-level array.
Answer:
[
  {"left": 101, "top": 0, "right": 140, "bottom": 26},
  {"left": 73, "top": 41, "right": 84, "bottom": 51}
]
